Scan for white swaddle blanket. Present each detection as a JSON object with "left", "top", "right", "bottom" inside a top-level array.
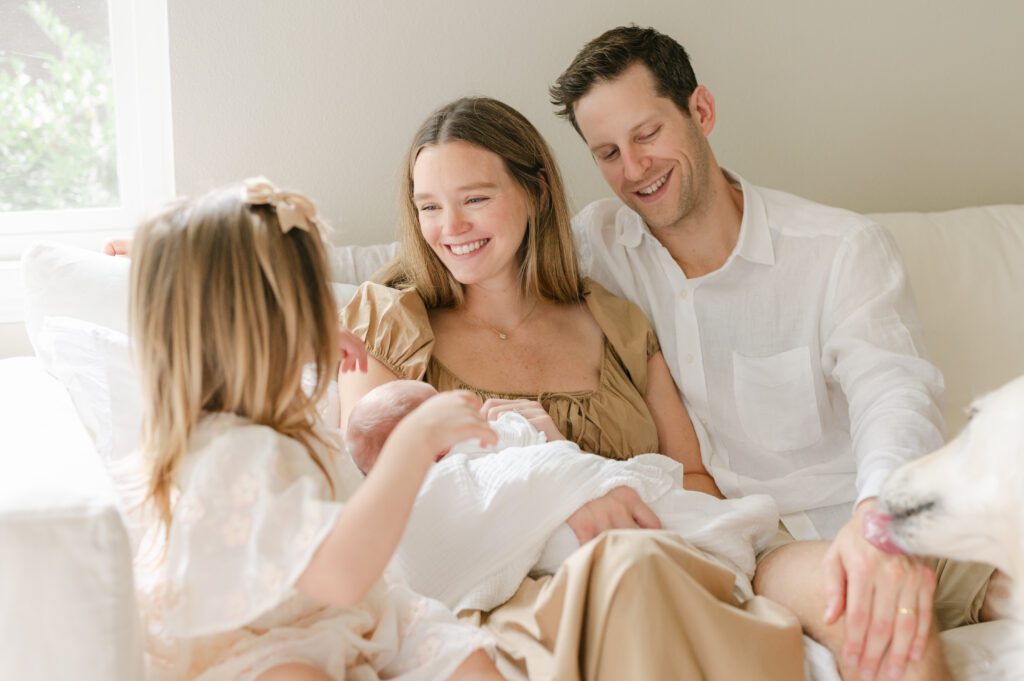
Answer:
[{"left": 390, "top": 413, "right": 780, "bottom": 613}]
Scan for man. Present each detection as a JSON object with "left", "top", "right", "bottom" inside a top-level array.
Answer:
[{"left": 550, "top": 25, "right": 998, "bottom": 681}]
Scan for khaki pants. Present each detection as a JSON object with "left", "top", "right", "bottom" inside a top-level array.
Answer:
[
  {"left": 757, "top": 524, "right": 995, "bottom": 629},
  {"left": 464, "top": 530, "right": 805, "bottom": 681}
]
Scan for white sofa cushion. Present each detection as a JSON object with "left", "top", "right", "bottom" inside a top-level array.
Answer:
[
  {"left": 20, "top": 244, "right": 360, "bottom": 459},
  {"left": 35, "top": 317, "right": 142, "bottom": 463},
  {"left": 21, "top": 242, "right": 131, "bottom": 356},
  {"left": 872, "top": 205, "right": 1024, "bottom": 433},
  {"left": 0, "top": 357, "right": 143, "bottom": 681}
]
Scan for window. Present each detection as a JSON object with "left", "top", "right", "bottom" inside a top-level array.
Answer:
[{"left": 0, "top": 0, "right": 172, "bottom": 321}]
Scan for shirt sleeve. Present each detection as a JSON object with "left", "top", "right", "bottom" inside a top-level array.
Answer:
[
  {"left": 821, "top": 222, "right": 945, "bottom": 505},
  {"left": 161, "top": 425, "right": 344, "bottom": 637},
  {"left": 339, "top": 282, "right": 435, "bottom": 381}
]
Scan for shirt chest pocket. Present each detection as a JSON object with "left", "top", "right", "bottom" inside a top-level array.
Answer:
[{"left": 732, "top": 346, "right": 823, "bottom": 452}]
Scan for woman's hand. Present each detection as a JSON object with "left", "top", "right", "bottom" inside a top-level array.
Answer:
[
  {"left": 337, "top": 328, "right": 368, "bottom": 374},
  {"left": 565, "top": 486, "right": 662, "bottom": 544},
  {"left": 480, "top": 398, "right": 565, "bottom": 442},
  {"left": 388, "top": 390, "right": 497, "bottom": 466}
]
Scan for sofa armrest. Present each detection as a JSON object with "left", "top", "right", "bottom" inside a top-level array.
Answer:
[{"left": 0, "top": 357, "right": 143, "bottom": 681}]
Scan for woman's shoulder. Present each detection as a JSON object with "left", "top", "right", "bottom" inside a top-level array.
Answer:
[
  {"left": 581, "top": 277, "right": 660, "bottom": 388},
  {"left": 342, "top": 282, "right": 431, "bottom": 327},
  {"left": 582, "top": 277, "right": 654, "bottom": 332},
  {"left": 340, "top": 282, "right": 434, "bottom": 345},
  {"left": 340, "top": 283, "right": 436, "bottom": 382}
]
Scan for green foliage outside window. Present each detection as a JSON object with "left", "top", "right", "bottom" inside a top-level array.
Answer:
[{"left": 0, "top": 1, "right": 118, "bottom": 212}]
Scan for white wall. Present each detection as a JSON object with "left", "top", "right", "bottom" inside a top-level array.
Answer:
[
  {"left": 168, "top": 0, "right": 1024, "bottom": 245},
  {"left": 4, "top": 0, "right": 1023, "bottom": 357}
]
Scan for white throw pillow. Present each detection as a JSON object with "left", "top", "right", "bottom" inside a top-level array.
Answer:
[
  {"left": 21, "top": 243, "right": 367, "bottom": 459},
  {"left": 21, "top": 243, "right": 131, "bottom": 361},
  {"left": 35, "top": 317, "right": 142, "bottom": 463}
]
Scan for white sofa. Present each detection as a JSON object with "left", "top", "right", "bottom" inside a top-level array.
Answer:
[{"left": 1, "top": 206, "right": 1022, "bottom": 680}]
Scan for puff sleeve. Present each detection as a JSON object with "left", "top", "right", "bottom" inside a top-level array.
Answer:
[
  {"left": 583, "top": 278, "right": 661, "bottom": 393},
  {"left": 340, "top": 283, "right": 436, "bottom": 381},
  {"left": 160, "top": 423, "right": 345, "bottom": 637}
]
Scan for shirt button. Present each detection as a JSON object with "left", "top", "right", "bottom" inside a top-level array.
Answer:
[
  {"left": 685, "top": 354, "right": 694, "bottom": 364},
  {"left": 679, "top": 289, "right": 689, "bottom": 299}
]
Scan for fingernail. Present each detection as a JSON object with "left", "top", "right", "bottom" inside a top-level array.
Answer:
[
  {"left": 860, "top": 669, "right": 874, "bottom": 681},
  {"left": 888, "top": 665, "right": 902, "bottom": 680},
  {"left": 845, "top": 653, "right": 859, "bottom": 667}
]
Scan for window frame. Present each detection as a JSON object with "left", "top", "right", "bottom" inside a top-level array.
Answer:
[{"left": 0, "top": 0, "right": 173, "bottom": 322}]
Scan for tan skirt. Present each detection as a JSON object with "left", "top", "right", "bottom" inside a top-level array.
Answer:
[{"left": 463, "top": 530, "right": 805, "bottom": 681}]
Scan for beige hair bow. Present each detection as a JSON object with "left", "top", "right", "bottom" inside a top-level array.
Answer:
[{"left": 242, "top": 177, "right": 325, "bottom": 235}]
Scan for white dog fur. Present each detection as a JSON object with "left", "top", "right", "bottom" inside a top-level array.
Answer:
[{"left": 879, "top": 374, "right": 1023, "bottom": 677}]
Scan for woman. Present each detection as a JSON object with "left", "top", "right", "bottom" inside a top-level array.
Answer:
[
  {"left": 339, "top": 97, "right": 804, "bottom": 681},
  {"left": 338, "top": 96, "right": 717, "bottom": 494}
]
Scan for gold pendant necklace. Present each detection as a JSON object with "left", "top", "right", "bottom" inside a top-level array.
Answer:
[{"left": 463, "top": 299, "right": 539, "bottom": 340}]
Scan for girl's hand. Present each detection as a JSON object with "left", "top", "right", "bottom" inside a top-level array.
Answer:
[
  {"left": 338, "top": 328, "right": 368, "bottom": 374},
  {"left": 391, "top": 391, "right": 497, "bottom": 464},
  {"left": 481, "top": 398, "right": 565, "bottom": 442}
]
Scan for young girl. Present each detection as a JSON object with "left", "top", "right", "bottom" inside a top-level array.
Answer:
[{"left": 124, "top": 177, "right": 502, "bottom": 681}]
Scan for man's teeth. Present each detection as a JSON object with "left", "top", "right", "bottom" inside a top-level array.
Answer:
[
  {"left": 450, "top": 239, "right": 488, "bottom": 255},
  {"left": 638, "top": 173, "right": 669, "bottom": 195}
]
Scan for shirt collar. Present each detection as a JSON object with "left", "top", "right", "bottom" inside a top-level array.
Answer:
[
  {"left": 614, "top": 170, "right": 775, "bottom": 267},
  {"left": 615, "top": 207, "right": 646, "bottom": 248},
  {"left": 727, "top": 170, "right": 775, "bottom": 267}
]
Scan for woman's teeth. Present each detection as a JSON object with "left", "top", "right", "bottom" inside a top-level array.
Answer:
[
  {"left": 449, "top": 239, "right": 488, "bottom": 255},
  {"left": 638, "top": 173, "right": 669, "bottom": 196}
]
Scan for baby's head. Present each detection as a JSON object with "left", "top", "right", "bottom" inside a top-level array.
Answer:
[{"left": 345, "top": 380, "right": 439, "bottom": 473}]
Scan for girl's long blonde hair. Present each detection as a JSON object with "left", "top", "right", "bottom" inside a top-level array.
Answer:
[{"left": 130, "top": 182, "right": 340, "bottom": 533}]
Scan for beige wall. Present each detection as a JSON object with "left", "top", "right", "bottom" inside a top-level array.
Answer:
[
  {"left": 4, "top": 0, "right": 1023, "bottom": 357},
  {"left": 168, "top": 0, "right": 1024, "bottom": 246}
]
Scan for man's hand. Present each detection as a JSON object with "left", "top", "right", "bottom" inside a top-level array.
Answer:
[
  {"left": 823, "top": 498, "right": 937, "bottom": 681},
  {"left": 566, "top": 486, "right": 661, "bottom": 544}
]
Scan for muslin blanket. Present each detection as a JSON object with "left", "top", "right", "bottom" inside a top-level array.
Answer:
[{"left": 389, "top": 413, "right": 780, "bottom": 613}]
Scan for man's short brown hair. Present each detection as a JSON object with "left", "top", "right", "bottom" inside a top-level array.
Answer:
[{"left": 550, "top": 25, "right": 698, "bottom": 137}]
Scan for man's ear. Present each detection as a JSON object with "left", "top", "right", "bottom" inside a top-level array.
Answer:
[{"left": 688, "top": 85, "right": 717, "bottom": 137}]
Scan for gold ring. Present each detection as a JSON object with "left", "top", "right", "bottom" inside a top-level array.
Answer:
[{"left": 897, "top": 607, "right": 917, "bottom": 616}]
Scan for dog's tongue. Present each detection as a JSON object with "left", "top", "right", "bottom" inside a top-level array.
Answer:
[{"left": 862, "top": 510, "right": 905, "bottom": 554}]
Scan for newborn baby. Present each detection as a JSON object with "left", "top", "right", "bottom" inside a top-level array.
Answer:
[{"left": 346, "top": 381, "right": 780, "bottom": 611}]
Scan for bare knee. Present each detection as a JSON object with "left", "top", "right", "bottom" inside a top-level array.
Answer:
[
  {"left": 752, "top": 542, "right": 953, "bottom": 681},
  {"left": 253, "top": 662, "right": 333, "bottom": 681},
  {"left": 447, "top": 649, "right": 503, "bottom": 680}
]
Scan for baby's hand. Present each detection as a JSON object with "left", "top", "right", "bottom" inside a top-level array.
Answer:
[
  {"left": 337, "top": 327, "right": 368, "bottom": 374},
  {"left": 481, "top": 398, "right": 565, "bottom": 442},
  {"left": 395, "top": 391, "right": 496, "bottom": 463}
]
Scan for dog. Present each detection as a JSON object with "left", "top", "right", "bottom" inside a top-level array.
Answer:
[{"left": 868, "top": 374, "right": 1023, "bottom": 677}]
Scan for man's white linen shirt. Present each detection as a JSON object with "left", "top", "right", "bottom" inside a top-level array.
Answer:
[{"left": 573, "top": 172, "right": 945, "bottom": 540}]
